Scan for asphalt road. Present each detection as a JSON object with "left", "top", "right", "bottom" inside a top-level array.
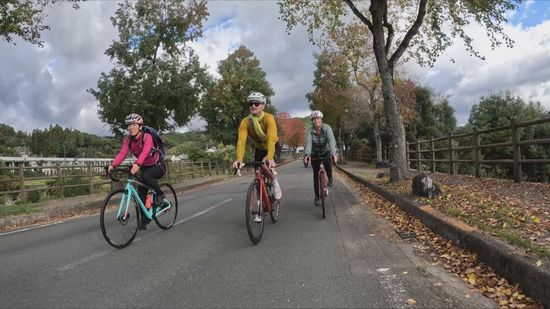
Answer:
[{"left": 0, "top": 160, "right": 496, "bottom": 308}]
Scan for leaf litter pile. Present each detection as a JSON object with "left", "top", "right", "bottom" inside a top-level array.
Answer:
[
  {"left": 346, "top": 175, "right": 543, "bottom": 308},
  {"left": 379, "top": 173, "right": 550, "bottom": 262}
]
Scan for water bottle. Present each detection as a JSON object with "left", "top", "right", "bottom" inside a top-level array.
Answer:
[{"left": 145, "top": 191, "right": 153, "bottom": 209}]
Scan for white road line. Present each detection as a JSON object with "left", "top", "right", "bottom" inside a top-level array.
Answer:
[
  {"left": 55, "top": 198, "right": 232, "bottom": 273},
  {"left": 175, "top": 198, "right": 232, "bottom": 226},
  {"left": 0, "top": 221, "right": 65, "bottom": 237}
]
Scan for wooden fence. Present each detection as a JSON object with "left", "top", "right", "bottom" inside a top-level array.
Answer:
[
  {"left": 406, "top": 117, "right": 550, "bottom": 182},
  {"left": 0, "top": 160, "right": 232, "bottom": 204}
]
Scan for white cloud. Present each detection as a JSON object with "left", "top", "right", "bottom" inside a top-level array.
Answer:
[
  {"left": 405, "top": 19, "right": 550, "bottom": 125},
  {"left": 0, "top": 1, "right": 548, "bottom": 136}
]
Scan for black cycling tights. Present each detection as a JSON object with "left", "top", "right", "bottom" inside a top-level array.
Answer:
[
  {"left": 137, "top": 164, "right": 165, "bottom": 206},
  {"left": 311, "top": 157, "right": 332, "bottom": 198}
]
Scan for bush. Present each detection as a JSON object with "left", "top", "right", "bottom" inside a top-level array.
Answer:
[{"left": 27, "top": 191, "right": 41, "bottom": 203}]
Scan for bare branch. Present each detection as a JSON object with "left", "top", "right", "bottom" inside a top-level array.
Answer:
[
  {"left": 389, "top": 0, "right": 427, "bottom": 67},
  {"left": 382, "top": 1, "right": 393, "bottom": 56},
  {"left": 342, "top": 0, "right": 374, "bottom": 33}
]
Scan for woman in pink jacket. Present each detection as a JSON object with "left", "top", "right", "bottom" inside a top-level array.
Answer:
[{"left": 108, "top": 113, "right": 165, "bottom": 230}]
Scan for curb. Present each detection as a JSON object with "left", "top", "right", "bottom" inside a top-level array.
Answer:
[
  {"left": 0, "top": 176, "right": 231, "bottom": 232},
  {"left": 336, "top": 165, "right": 550, "bottom": 308}
]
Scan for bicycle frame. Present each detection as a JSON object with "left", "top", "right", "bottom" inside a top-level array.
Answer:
[
  {"left": 116, "top": 177, "right": 170, "bottom": 221},
  {"left": 237, "top": 162, "right": 274, "bottom": 213},
  {"left": 317, "top": 162, "right": 329, "bottom": 197},
  {"left": 254, "top": 165, "right": 274, "bottom": 213}
]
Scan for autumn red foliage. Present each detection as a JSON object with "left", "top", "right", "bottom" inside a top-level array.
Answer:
[{"left": 278, "top": 113, "right": 306, "bottom": 150}]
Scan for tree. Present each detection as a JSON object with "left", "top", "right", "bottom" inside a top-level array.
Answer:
[
  {"left": 278, "top": 113, "right": 305, "bottom": 151},
  {"left": 0, "top": 0, "right": 80, "bottom": 47},
  {"left": 89, "top": 0, "right": 211, "bottom": 135},
  {"left": 279, "top": 0, "right": 520, "bottom": 181},
  {"left": 200, "top": 45, "right": 275, "bottom": 145},
  {"left": 467, "top": 92, "right": 549, "bottom": 181},
  {"left": 306, "top": 49, "right": 352, "bottom": 155}
]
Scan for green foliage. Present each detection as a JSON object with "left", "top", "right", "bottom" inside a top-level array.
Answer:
[
  {"left": 89, "top": 0, "right": 211, "bottom": 135},
  {"left": 27, "top": 191, "right": 40, "bottom": 203},
  {"left": 306, "top": 50, "right": 352, "bottom": 134},
  {"left": 17, "top": 124, "right": 118, "bottom": 157},
  {"left": 406, "top": 87, "right": 457, "bottom": 142},
  {"left": 199, "top": 45, "right": 275, "bottom": 145},
  {"left": 279, "top": 0, "right": 521, "bottom": 181},
  {"left": 43, "top": 168, "right": 95, "bottom": 198},
  {"left": 0, "top": 161, "right": 17, "bottom": 193},
  {"left": 0, "top": 124, "right": 31, "bottom": 156},
  {"left": 279, "top": 0, "right": 521, "bottom": 67},
  {"left": 464, "top": 92, "right": 550, "bottom": 181},
  {"left": 0, "top": 0, "right": 81, "bottom": 47}
]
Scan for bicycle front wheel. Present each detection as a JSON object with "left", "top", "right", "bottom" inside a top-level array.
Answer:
[
  {"left": 154, "top": 183, "right": 178, "bottom": 230},
  {"left": 245, "top": 180, "right": 264, "bottom": 245},
  {"left": 320, "top": 173, "right": 326, "bottom": 219},
  {"left": 100, "top": 189, "right": 139, "bottom": 249}
]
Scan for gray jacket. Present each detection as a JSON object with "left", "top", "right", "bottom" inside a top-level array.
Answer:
[{"left": 304, "top": 123, "right": 337, "bottom": 158}]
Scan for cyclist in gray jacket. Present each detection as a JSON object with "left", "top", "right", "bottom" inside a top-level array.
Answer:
[{"left": 303, "top": 110, "right": 338, "bottom": 206}]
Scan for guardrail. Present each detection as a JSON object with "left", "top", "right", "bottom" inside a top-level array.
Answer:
[
  {"left": 0, "top": 160, "right": 232, "bottom": 204},
  {"left": 407, "top": 117, "right": 550, "bottom": 182}
]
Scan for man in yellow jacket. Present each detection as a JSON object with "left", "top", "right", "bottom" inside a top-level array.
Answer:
[{"left": 232, "top": 92, "right": 282, "bottom": 200}]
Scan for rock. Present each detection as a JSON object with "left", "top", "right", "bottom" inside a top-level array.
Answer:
[
  {"left": 412, "top": 173, "right": 441, "bottom": 198},
  {"left": 376, "top": 172, "right": 388, "bottom": 178}
]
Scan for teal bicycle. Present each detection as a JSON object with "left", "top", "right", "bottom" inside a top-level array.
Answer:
[{"left": 100, "top": 166, "right": 178, "bottom": 249}]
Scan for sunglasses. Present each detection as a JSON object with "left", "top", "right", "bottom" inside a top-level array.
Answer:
[{"left": 248, "top": 101, "right": 263, "bottom": 107}]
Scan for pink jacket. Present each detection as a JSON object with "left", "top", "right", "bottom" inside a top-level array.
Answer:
[{"left": 112, "top": 132, "right": 160, "bottom": 167}]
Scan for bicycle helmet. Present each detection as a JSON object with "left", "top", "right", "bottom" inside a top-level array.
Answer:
[
  {"left": 247, "top": 92, "right": 266, "bottom": 104},
  {"left": 311, "top": 110, "right": 323, "bottom": 119},
  {"left": 125, "top": 113, "right": 144, "bottom": 125}
]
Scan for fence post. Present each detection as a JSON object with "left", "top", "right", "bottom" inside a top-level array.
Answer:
[
  {"left": 511, "top": 118, "right": 521, "bottom": 182},
  {"left": 88, "top": 163, "right": 93, "bottom": 194},
  {"left": 191, "top": 161, "right": 195, "bottom": 178},
  {"left": 448, "top": 133, "right": 455, "bottom": 175},
  {"left": 215, "top": 161, "right": 219, "bottom": 175},
  {"left": 405, "top": 144, "right": 409, "bottom": 169},
  {"left": 416, "top": 141, "right": 421, "bottom": 171},
  {"left": 474, "top": 128, "right": 481, "bottom": 178},
  {"left": 208, "top": 160, "right": 212, "bottom": 176},
  {"left": 19, "top": 164, "right": 26, "bottom": 201},
  {"left": 165, "top": 162, "right": 170, "bottom": 182},
  {"left": 57, "top": 163, "right": 64, "bottom": 198},
  {"left": 200, "top": 161, "right": 204, "bottom": 177},
  {"left": 430, "top": 139, "right": 435, "bottom": 173}
]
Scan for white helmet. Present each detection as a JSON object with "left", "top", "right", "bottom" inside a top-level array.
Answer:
[
  {"left": 311, "top": 110, "right": 323, "bottom": 119},
  {"left": 247, "top": 92, "right": 266, "bottom": 104},
  {"left": 125, "top": 113, "right": 144, "bottom": 125}
]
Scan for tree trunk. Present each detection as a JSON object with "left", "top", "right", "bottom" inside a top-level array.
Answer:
[
  {"left": 373, "top": 120, "right": 383, "bottom": 162},
  {"left": 379, "top": 69, "right": 409, "bottom": 181},
  {"left": 369, "top": 2, "right": 410, "bottom": 181}
]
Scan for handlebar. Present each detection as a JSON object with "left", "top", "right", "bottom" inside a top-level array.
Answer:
[
  {"left": 302, "top": 156, "right": 337, "bottom": 168},
  {"left": 233, "top": 161, "right": 274, "bottom": 180},
  {"left": 105, "top": 165, "right": 133, "bottom": 182}
]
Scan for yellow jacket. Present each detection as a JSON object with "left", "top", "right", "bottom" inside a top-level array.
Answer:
[{"left": 236, "top": 112, "right": 278, "bottom": 161}]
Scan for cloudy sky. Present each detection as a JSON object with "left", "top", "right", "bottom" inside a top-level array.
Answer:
[{"left": 0, "top": 0, "right": 549, "bottom": 136}]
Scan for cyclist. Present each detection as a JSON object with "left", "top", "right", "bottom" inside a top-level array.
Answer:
[
  {"left": 303, "top": 110, "right": 338, "bottom": 206},
  {"left": 232, "top": 92, "right": 282, "bottom": 204},
  {"left": 108, "top": 113, "right": 166, "bottom": 230}
]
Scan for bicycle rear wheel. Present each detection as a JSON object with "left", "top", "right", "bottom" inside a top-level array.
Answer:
[
  {"left": 100, "top": 189, "right": 139, "bottom": 249},
  {"left": 270, "top": 197, "right": 280, "bottom": 223},
  {"left": 245, "top": 180, "right": 264, "bottom": 245},
  {"left": 154, "top": 183, "right": 178, "bottom": 230},
  {"left": 319, "top": 172, "right": 326, "bottom": 219}
]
